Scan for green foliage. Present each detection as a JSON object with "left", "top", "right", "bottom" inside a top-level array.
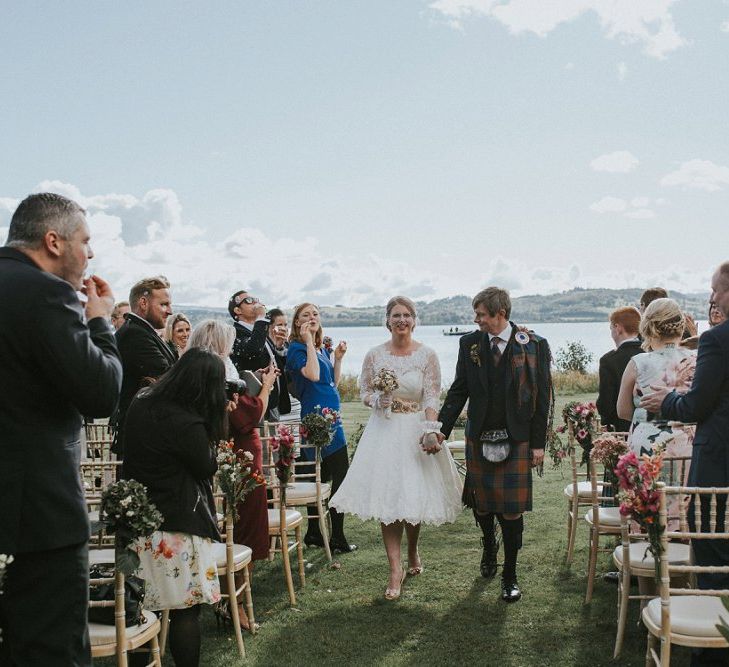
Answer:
[
  {"left": 717, "top": 597, "right": 729, "bottom": 642},
  {"left": 555, "top": 340, "right": 593, "bottom": 374}
]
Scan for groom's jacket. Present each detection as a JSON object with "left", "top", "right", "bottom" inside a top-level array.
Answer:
[{"left": 439, "top": 324, "right": 552, "bottom": 450}]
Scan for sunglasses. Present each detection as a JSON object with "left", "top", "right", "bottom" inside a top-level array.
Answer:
[{"left": 235, "top": 296, "right": 259, "bottom": 305}]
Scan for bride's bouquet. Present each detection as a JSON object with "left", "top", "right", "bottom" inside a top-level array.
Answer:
[{"left": 372, "top": 367, "right": 399, "bottom": 418}]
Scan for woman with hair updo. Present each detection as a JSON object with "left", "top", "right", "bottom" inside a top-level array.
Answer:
[
  {"left": 617, "top": 298, "right": 697, "bottom": 458},
  {"left": 329, "top": 296, "right": 462, "bottom": 601}
]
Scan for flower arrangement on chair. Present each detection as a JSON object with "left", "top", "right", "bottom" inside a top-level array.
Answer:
[
  {"left": 216, "top": 440, "right": 266, "bottom": 522},
  {"left": 591, "top": 434, "right": 629, "bottom": 480},
  {"left": 300, "top": 405, "right": 341, "bottom": 448},
  {"left": 615, "top": 446, "right": 665, "bottom": 582},
  {"left": 554, "top": 400, "right": 600, "bottom": 465},
  {"left": 269, "top": 425, "right": 297, "bottom": 503},
  {"left": 100, "top": 479, "right": 163, "bottom": 575}
]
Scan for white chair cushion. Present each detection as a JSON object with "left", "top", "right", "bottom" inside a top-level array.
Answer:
[
  {"left": 88, "top": 610, "right": 159, "bottom": 646},
  {"left": 584, "top": 506, "right": 621, "bottom": 526},
  {"left": 88, "top": 510, "right": 100, "bottom": 522},
  {"left": 447, "top": 440, "right": 466, "bottom": 453},
  {"left": 89, "top": 549, "right": 115, "bottom": 566},
  {"left": 268, "top": 509, "right": 303, "bottom": 529},
  {"left": 211, "top": 542, "right": 252, "bottom": 568},
  {"left": 564, "top": 481, "right": 605, "bottom": 498},
  {"left": 614, "top": 541, "right": 692, "bottom": 570},
  {"left": 644, "top": 595, "right": 729, "bottom": 638},
  {"left": 285, "top": 482, "right": 331, "bottom": 501}
]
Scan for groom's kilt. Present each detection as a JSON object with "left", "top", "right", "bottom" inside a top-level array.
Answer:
[{"left": 463, "top": 439, "right": 532, "bottom": 514}]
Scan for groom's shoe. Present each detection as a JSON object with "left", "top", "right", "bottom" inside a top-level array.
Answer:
[
  {"left": 501, "top": 578, "right": 521, "bottom": 603},
  {"left": 480, "top": 536, "right": 498, "bottom": 579}
]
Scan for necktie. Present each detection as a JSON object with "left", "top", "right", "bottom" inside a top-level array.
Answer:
[{"left": 491, "top": 336, "right": 502, "bottom": 365}]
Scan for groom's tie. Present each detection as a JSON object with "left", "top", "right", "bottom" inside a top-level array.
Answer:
[{"left": 491, "top": 336, "right": 502, "bottom": 365}]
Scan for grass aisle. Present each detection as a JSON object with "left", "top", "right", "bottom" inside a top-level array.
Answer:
[{"left": 169, "top": 395, "right": 691, "bottom": 666}]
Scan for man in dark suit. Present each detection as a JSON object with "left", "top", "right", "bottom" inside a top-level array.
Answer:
[
  {"left": 0, "top": 193, "right": 122, "bottom": 666},
  {"left": 596, "top": 306, "right": 642, "bottom": 432},
  {"left": 437, "top": 287, "right": 552, "bottom": 603},
  {"left": 228, "top": 290, "right": 290, "bottom": 420},
  {"left": 642, "top": 262, "right": 729, "bottom": 666},
  {"left": 112, "top": 275, "right": 176, "bottom": 456}
]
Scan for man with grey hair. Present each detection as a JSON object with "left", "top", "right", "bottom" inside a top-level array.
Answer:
[
  {"left": 438, "top": 286, "right": 553, "bottom": 603},
  {"left": 642, "top": 262, "right": 729, "bottom": 666},
  {"left": 0, "top": 193, "right": 122, "bottom": 665}
]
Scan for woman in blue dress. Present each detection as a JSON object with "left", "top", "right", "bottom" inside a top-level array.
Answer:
[{"left": 286, "top": 302, "right": 356, "bottom": 553}]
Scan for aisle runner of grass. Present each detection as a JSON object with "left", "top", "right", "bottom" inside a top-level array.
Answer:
[{"left": 107, "top": 395, "right": 692, "bottom": 666}]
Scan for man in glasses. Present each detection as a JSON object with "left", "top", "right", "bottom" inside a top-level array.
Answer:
[{"left": 228, "top": 289, "right": 289, "bottom": 421}]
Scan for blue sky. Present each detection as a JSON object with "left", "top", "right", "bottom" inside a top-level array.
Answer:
[{"left": 1, "top": 1, "right": 728, "bottom": 307}]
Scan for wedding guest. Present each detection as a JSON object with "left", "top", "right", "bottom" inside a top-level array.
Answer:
[
  {"left": 267, "top": 308, "right": 298, "bottom": 423},
  {"left": 0, "top": 193, "right": 122, "bottom": 666},
  {"left": 709, "top": 300, "right": 727, "bottom": 327},
  {"left": 596, "top": 307, "right": 642, "bottom": 433},
  {"left": 617, "top": 298, "right": 696, "bottom": 460},
  {"left": 122, "top": 349, "right": 225, "bottom": 667},
  {"left": 286, "top": 302, "right": 356, "bottom": 553},
  {"left": 639, "top": 287, "right": 668, "bottom": 313},
  {"left": 330, "top": 296, "right": 462, "bottom": 600},
  {"left": 641, "top": 263, "right": 729, "bottom": 666},
  {"left": 228, "top": 289, "right": 290, "bottom": 421},
  {"left": 164, "top": 312, "right": 192, "bottom": 355},
  {"left": 113, "top": 276, "right": 176, "bottom": 456},
  {"left": 111, "top": 300, "right": 130, "bottom": 330},
  {"left": 438, "top": 286, "right": 553, "bottom": 603}
]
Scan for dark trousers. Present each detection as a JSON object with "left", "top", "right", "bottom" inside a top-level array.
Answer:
[
  {"left": 304, "top": 446, "right": 350, "bottom": 540},
  {"left": 0, "top": 541, "right": 90, "bottom": 667}
]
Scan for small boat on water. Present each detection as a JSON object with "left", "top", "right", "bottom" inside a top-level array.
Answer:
[{"left": 442, "top": 328, "right": 474, "bottom": 336}]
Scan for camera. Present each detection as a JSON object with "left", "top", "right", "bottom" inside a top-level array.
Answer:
[{"left": 225, "top": 378, "right": 247, "bottom": 401}]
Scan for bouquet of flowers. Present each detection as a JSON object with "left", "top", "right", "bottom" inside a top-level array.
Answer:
[
  {"left": 0, "top": 553, "right": 13, "bottom": 594},
  {"left": 270, "top": 425, "right": 297, "bottom": 502},
  {"left": 556, "top": 400, "right": 600, "bottom": 464},
  {"left": 101, "top": 479, "right": 164, "bottom": 575},
  {"left": 615, "top": 447, "right": 665, "bottom": 582},
  {"left": 301, "top": 405, "right": 341, "bottom": 448},
  {"left": 216, "top": 440, "right": 266, "bottom": 523},
  {"left": 372, "top": 367, "right": 399, "bottom": 418},
  {"left": 590, "top": 434, "right": 629, "bottom": 471}
]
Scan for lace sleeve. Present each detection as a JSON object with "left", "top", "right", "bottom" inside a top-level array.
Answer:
[
  {"left": 360, "top": 347, "right": 379, "bottom": 408},
  {"left": 422, "top": 347, "right": 442, "bottom": 412}
]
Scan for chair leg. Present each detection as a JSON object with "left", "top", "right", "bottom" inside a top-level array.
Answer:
[
  {"left": 645, "top": 631, "right": 659, "bottom": 667},
  {"left": 585, "top": 527, "right": 599, "bottom": 604},
  {"left": 613, "top": 566, "right": 629, "bottom": 658},
  {"left": 317, "top": 500, "right": 332, "bottom": 563},
  {"left": 159, "top": 609, "right": 170, "bottom": 657},
  {"left": 280, "top": 528, "right": 297, "bottom": 606},
  {"left": 566, "top": 499, "right": 579, "bottom": 565},
  {"left": 148, "top": 633, "right": 162, "bottom": 667},
  {"left": 295, "top": 524, "right": 306, "bottom": 586},
  {"left": 242, "top": 566, "right": 256, "bottom": 634},
  {"left": 659, "top": 634, "right": 671, "bottom": 666},
  {"left": 227, "top": 567, "right": 246, "bottom": 657}
]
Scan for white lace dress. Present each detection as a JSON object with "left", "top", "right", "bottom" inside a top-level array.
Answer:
[{"left": 329, "top": 344, "right": 463, "bottom": 526}]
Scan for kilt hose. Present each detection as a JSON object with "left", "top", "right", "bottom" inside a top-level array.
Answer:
[{"left": 463, "top": 439, "right": 532, "bottom": 514}]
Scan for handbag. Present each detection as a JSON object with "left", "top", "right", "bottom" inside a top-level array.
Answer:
[
  {"left": 480, "top": 429, "right": 511, "bottom": 463},
  {"left": 88, "top": 567, "right": 146, "bottom": 627}
]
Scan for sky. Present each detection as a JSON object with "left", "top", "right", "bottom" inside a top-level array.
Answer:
[{"left": 1, "top": 1, "right": 728, "bottom": 308}]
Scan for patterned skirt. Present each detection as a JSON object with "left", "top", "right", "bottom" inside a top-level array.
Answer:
[
  {"left": 463, "top": 439, "right": 532, "bottom": 514},
  {"left": 132, "top": 531, "right": 221, "bottom": 611}
]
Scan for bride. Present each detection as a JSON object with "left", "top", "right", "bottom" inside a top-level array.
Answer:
[{"left": 329, "top": 296, "right": 462, "bottom": 600}]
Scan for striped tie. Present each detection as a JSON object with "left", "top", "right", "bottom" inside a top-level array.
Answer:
[{"left": 491, "top": 336, "right": 502, "bottom": 365}]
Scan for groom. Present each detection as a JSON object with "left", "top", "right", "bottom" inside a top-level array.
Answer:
[{"left": 438, "top": 287, "right": 553, "bottom": 602}]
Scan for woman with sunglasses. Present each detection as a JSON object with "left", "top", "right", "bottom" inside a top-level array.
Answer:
[{"left": 286, "top": 303, "right": 356, "bottom": 553}]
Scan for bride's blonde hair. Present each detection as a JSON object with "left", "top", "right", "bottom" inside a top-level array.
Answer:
[{"left": 640, "top": 298, "right": 685, "bottom": 351}]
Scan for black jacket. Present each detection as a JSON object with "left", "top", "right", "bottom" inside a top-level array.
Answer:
[
  {"left": 113, "top": 314, "right": 177, "bottom": 454},
  {"left": 0, "top": 248, "right": 122, "bottom": 554},
  {"left": 439, "top": 325, "right": 552, "bottom": 449},
  {"left": 662, "top": 321, "right": 729, "bottom": 487},
  {"left": 121, "top": 396, "right": 220, "bottom": 542},
  {"left": 596, "top": 339, "right": 643, "bottom": 432}
]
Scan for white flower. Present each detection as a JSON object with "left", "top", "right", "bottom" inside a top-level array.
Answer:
[
  {"left": 243, "top": 451, "right": 254, "bottom": 462},
  {"left": 126, "top": 510, "right": 135, "bottom": 517},
  {"left": 120, "top": 496, "right": 132, "bottom": 507}
]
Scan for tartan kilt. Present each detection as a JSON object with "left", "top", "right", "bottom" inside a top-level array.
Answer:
[{"left": 463, "top": 439, "right": 532, "bottom": 514}]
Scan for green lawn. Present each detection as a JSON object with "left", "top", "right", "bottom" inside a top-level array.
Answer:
[{"left": 136, "top": 395, "right": 692, "bottom": 665}]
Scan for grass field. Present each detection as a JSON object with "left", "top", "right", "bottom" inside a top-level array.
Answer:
[{"left": 118, "top": 395, "right": 692, "bottom": 666}]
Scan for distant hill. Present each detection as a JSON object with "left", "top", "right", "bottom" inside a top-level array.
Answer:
[{"left": 176, "top": 288, "right": 709, "bottom": 328}]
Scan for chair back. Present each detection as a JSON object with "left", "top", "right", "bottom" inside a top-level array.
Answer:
[
  {"left": 85, "top": 421, "right": 115, "bottom": 462},
  {"left": 89, "top": 566, "right": 130, "bottom": 666}
]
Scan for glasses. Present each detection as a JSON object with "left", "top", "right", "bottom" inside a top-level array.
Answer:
[{"left": 235, "top": 296, "right": 259, "bottom": 305}]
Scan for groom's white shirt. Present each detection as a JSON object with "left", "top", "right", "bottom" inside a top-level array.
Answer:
[{"left": 488, "top": 323, "right": 513, "bottom": 354}]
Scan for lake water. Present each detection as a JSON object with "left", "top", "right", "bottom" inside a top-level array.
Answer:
[{"left": 324, "top": 322, "right": 709, "bottom": 385}]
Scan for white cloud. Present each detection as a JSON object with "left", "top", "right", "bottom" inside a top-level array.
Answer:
[
  {"left": 624, "top": 208, "right": 655, "bottom": 219},
  {"left": 617, "top": 61, "right": 628, "bottom": 81},
  {"left": 590, "top": 150, "right": 639, "bottom": 173},
  {"left": 721, "top": 21, "right": 729, "bottom": 33},
  {"left": 429, "top": 0, "right": 687, "bottom": 59},
  {"left": 660, "top": 159, "right": 729, "bottom": 192},
  {"left": 564, "top": 61, "right": 575, "bottom": 70},
  {"left": 589, "top": 196, "right": 627, "bottom": 213},
  {"left": 631, "top": 196, "right": 650, "bottom": 207}
]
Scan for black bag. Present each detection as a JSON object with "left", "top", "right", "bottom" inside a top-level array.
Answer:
[{"left": 88, "top": 567, "right": 146, "bottom": 627}]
